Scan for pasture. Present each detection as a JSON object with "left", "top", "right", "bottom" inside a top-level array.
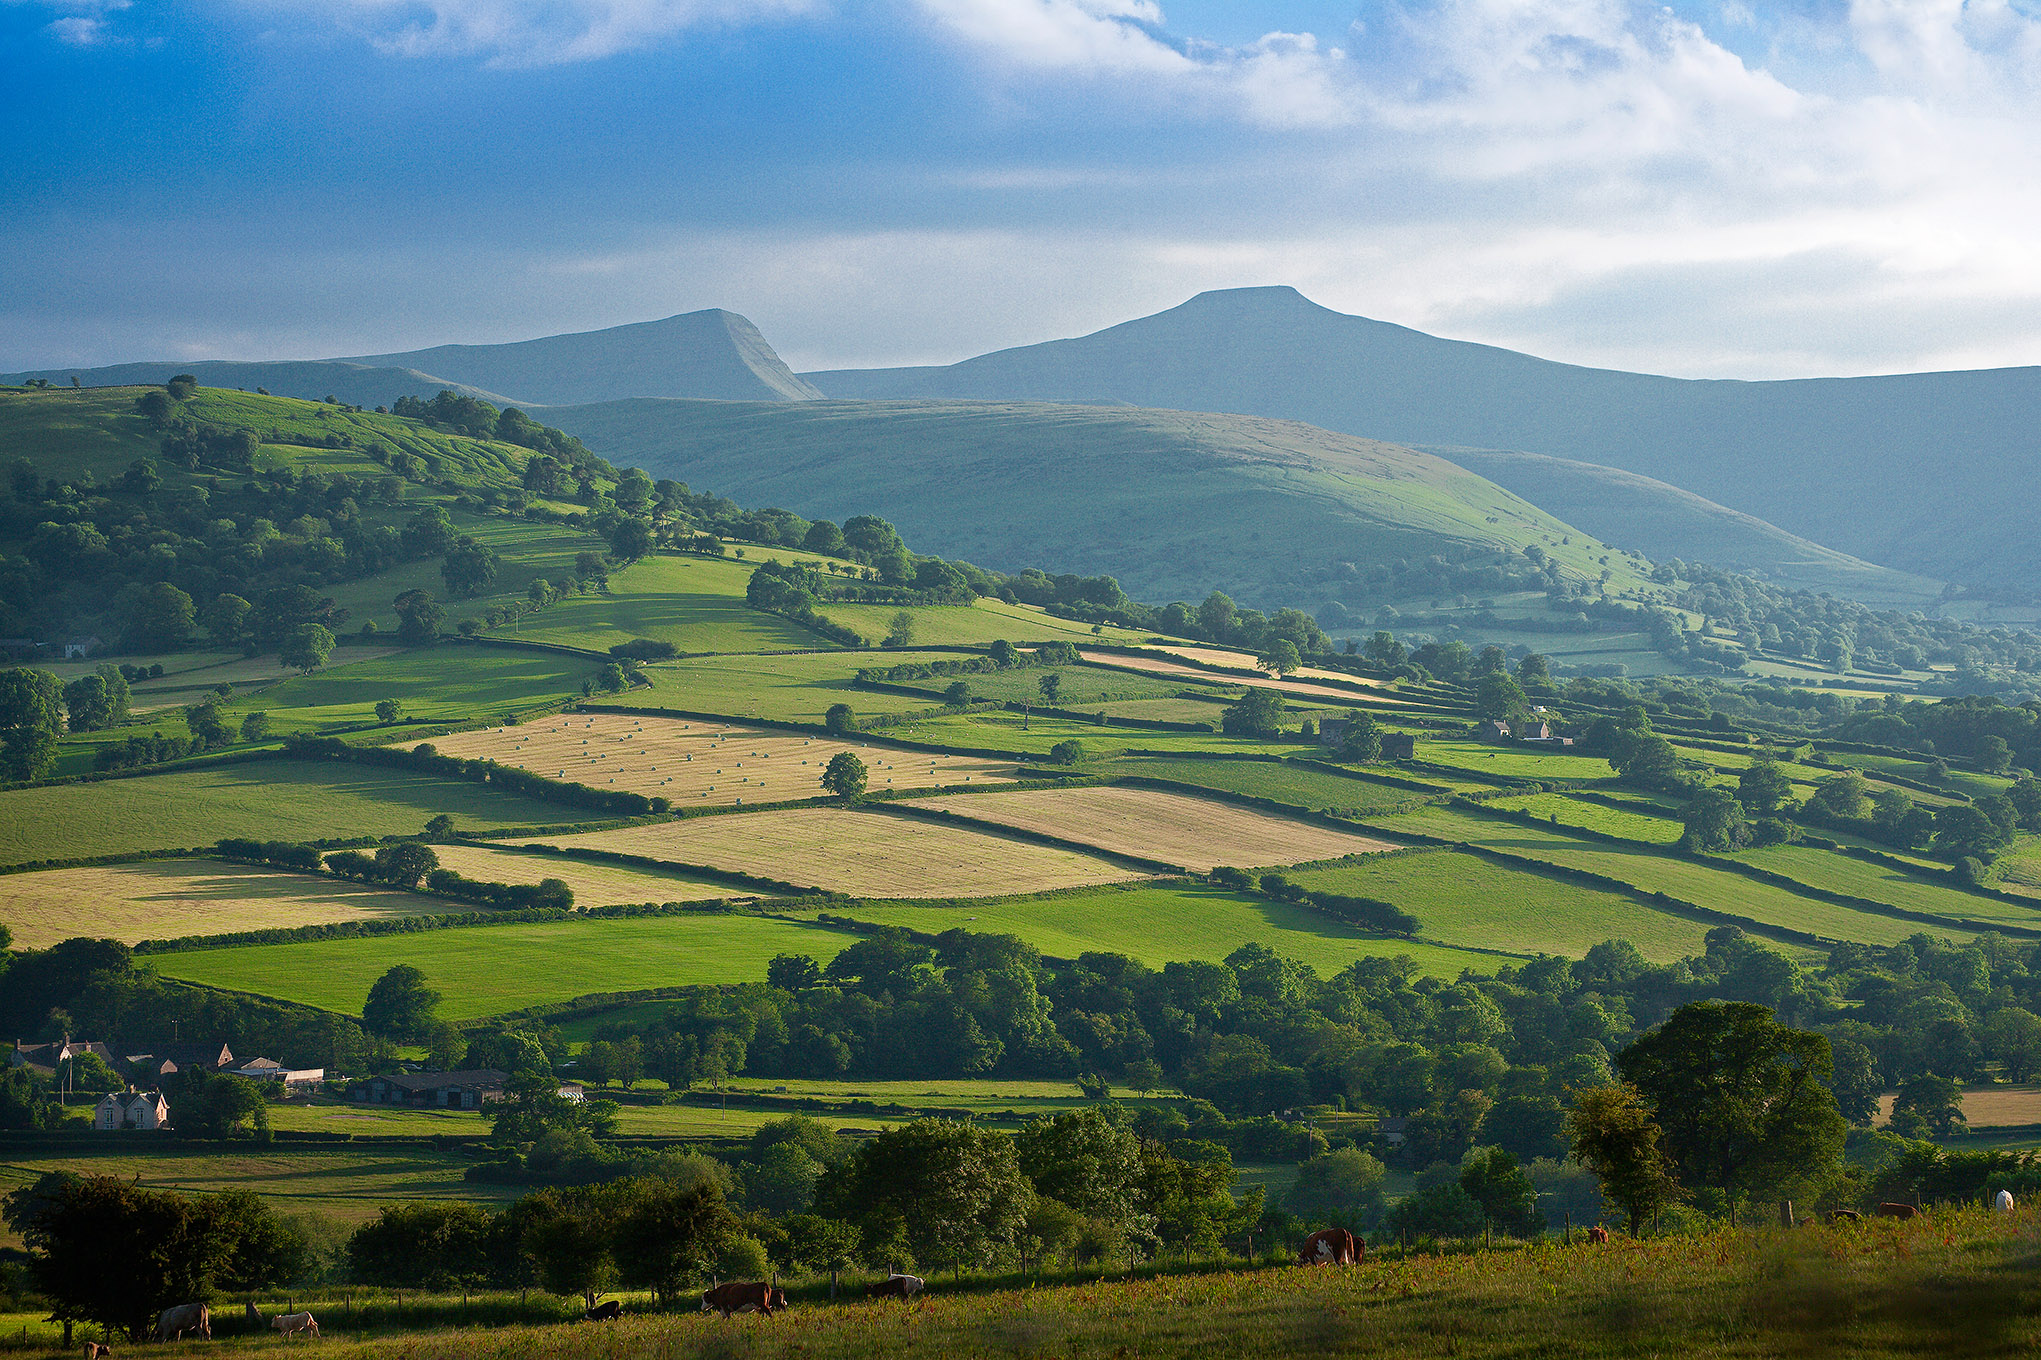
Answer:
[
  {"left": 417, "top": 712, "right": 1014, "bottom": 808},
  {"left": 0, "top": 761, "right": 573, "bottom": 867},
  {"left": 508, "top": 807, "right": 1143, "bottom": 898},
  {"left": 899, "top": 784, "right": 1400, "bottom": 871},
  {"left": 215, "top": 646, "right": 601, "bottom": 734},
  {"left": 804, "top": 882, "right": 1502, "bottom": 978},
  {"left": 1732, "top": 843, "right": 2041, "bottom": 930},
  {"left": 1283, "top": 848, "right": 1726, "bottom": 961},
  {"left": 817, "top": 596, "right": 1154, "bottom": 648},
  {"left": 1371, "top": 804, "right": 1973, "bottom": 948},
  {"left": 426, "top": 843, "right": 733, "bottom": 904},
  {"left": 1078, "top": 649, "right": 1405, "bottom": 706},
  {"left": 514, "top": 553, "right": 830, "bottom": 654},
  {"left": 630, "top": 650, "right": 967, "bottom": 724},
  {"left": 0, "top": 859, "right": 442, "bottom": 949},
  {"left": 1093, "top": 755, "right": 1440, "bottom": 813},
  {"left": 1406, "top": 738, "right": 1618, "bottom": 783},
  {"left": 1484, "top": 792, "right": 1685, "bottom": 844},
  {"left": 880, "top": 710, "right": 1322, "bottom": 760},
  {"left": 150, "top": 912, "right": 871, "bottom": 1019}
]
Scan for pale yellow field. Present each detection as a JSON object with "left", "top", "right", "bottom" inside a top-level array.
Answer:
[
  {"left": 503, "top": 807, "right": 1142, "bottom": 898},
  {"left": 0, "top": 858, "right": 441, "bottom": 948},
  {"left": 1876, "top": 1084, "right": 2041, "bottom": 1130},
  {"left": 1076, "top": 649, "right": 1404, "bottom": 706},
  {"left": 1143, "top": 643, "right": 1392, "bottom": 690},
  {"left": 417, "top": 714, "right": 1013, "bottom": 808},
  {"left": 427, "top": 843, "right": 733, "bottom": 905},
  {"left": 901, "top": 785, "right": 1399, "bottom": 872}
]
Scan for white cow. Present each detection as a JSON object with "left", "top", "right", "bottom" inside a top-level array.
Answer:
[
  {"left": 1996, "top": 1189, "right": 2015, "bottom": 1213},
  {"left": 271, "top": 1314, "right": 319, "bottom": 1341}
]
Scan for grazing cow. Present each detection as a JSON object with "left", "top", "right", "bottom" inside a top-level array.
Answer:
[
  {"left": 865, "top": 1274, "right": 925, "bottom": 1300},
  {"left": 700, "top": 1283, "right": 787, "bottom": 1318},
  {"left": 1827, "top": 1209, "right": 1861, "bottom": 1224},
  {"left": 1586, "top": 1226, "right": 1610, "bottom": 1245},
  {"left": 82, "top": 1345, "right": 111, "bottom": 1359},
  {"left": 582, "top": 1301, "right": 622, "bottom": 1322},
  {"left": 1297, "top": 1228, "right": 1361, "bottom": 1266},
  {"left": 1876, "top": 1202, "right": 1919, "bottom": 1220},
  {"left": 152, "top": 1305, "right": 210, "bottom": 1342},
  {"left": 1996, "top": 1190, "right": 2015, "bottom": 1213},
  {"left": 270, "top": 1315, "right": 317, "bottom": 1341}
]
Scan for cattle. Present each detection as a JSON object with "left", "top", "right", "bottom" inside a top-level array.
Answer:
[
  {"left": 270, "top": 1314, "right": 317, "bottom": 1341},
  {"left": 1296, "top": 1228, "right": 1361, "bottom": 1266},
  {"left": 1997, "top": 1190, "right": 2015, "bottom": 1213},
  {"left": 82, "top": 1345, "right": 111, "bottom": 1359},
  {"left": 700, "top": 1283, "right": 788, "bottom": 1318},
  {"left": 865, "top": 1274, "right": 925, "bottom": 1300},
  {"left": 1827, "top": 1209, "right": 1861, "bottom": 1224},
  {"left": 1876, "top": 1202, "right": 1919, "bottom": 1220},
  {"left": 151, "top": 1305, "right": 210, "bottom": 1342},
  {"left": 582, "top": 1301, "right": 622, "bottom": 1322},
  {"left": 1586, "top": 1226, "right": 1610, "bottom": 1245}
]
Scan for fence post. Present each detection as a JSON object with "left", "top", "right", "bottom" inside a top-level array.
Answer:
[
  {"left": 1564, "top": 1212, "right": 1571, "bottom": 1245},
  {"left": 830, "top": 1270, "right": 838, "bottom": 1303}
]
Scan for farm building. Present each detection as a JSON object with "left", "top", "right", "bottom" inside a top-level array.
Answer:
[
  {"left": 356, "top": 1069, "right": 511, "bottom": 1109},
  {"left": 94, "top": 1089, "right": 170, "bottom": 1131},
  {"left": 123, "top": 1040, "right": 235, "bottom": 1081},
  {"left": 1477, "top": 720, "right": 1512, "bottom": 741},
  {"left": 233, "top": 1057, "right": 325, "bottom": 1090},
  {"left": 1318, "top": 718, "right": 1348, "bottom": 747},
  {"left": 1381, "top": 733, "right": 1416, "bottom": 760},
  {"left": 10, "top": 1037, "right": 114, "bottom": 1077}
]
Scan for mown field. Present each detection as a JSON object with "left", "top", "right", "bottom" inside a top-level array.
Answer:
[
  {"left": 879, "top": 710, "right": 1324, "bottom": 760},
  {"left": 508, "top": 808, "right": 1143, "bottom": 898},
  {"left": 0, "top": 858, "right": 442, "bottom": 949},
  {"left": 1371, "top": 804, "right": 1972, "bottom": 947},
  {"left": 1093, "top": 755, "right": 1441, "bottom": 813},
  {"left": 1079, "top": 648, "right": 1408, "bottom": 707},
  {"left": 1285, "top": 848, "right": 1729, "bottom": 961},
  {"left": 515, "top": 553, "right": 831, "bottom": 654},
  {"left": 816, "top": 596, "right": 1155, "bottom": 648},
  {"left": 0, "top": 761, "right": 574, "bottom": 866},
  {"left": 1406, "top": 737, "right": 1618, "bottom": 783},
  {"left": 902, "top": 785, "right": 1399, "bottom": 872},
  {"left": 802, "top": 882, "right": 1503, "bottom": 978},
  {"left": 149, "top": 913, "right": 870, "bottom": 1019},
  {"left": 421, "top": 712, "right": 1014, "bottom": 807},
  {"left": 425, "top": 844, "right": 733, "bottom": 904}
]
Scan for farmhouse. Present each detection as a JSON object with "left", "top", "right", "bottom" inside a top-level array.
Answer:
[
  {"left": 10, "top": 1037, "right": 114, "bottom": 1077},
  {"left": 1381, "top": 733, "right": 1416, "bottom": 759},
  {"left": 1477, "top": 719, "right": 1512, "bottom": 741},
  {"left": 123, "top": 1040, "right": 235, "bottom": 1082},
  {"left": 356, "top": 1069, "right": 510, "bottom": 1109},
  {"left": 233, "top": 1057, "right": 325, "bottom": 1091},
  {"left": 93, "top": 1089, "right": 170, "bottom": 1131},
  {"left": 1317, "top": 718, "right": 1348, "bottom": 747}
]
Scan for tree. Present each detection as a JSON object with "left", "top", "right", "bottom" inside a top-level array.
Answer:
[
  {"left": 1807, "top": 770, "right": 1871, "bottom": 821},
  {"left": 1220, "top": 688, "right": 1285, "bottom": 739},
  {"left": 1609, "top": 730, "right": 1682, "bottom": 788},
  {"left": 596, "top": 663, "right": 626, "bottom": 693},
  {"left": 279, "top": 623, "right": 334, "bottom": 675},
  {"left": 238, "top": 711, "right": 269, "bottom": 743},
  {"left": 425, "top": 813, "right": 456, "bottom": 841},
  {"left": 1983, "top": 1007, "right": 2041, "bottom": 1082},
  {"left": 1049, "top": 739, "right": 1084, "bottom": 765},
  {"left": 1889, "top": 1074, "right": 1965, "bottom": 1139},
  {"left": 821, "top": 751, "right": 868, "bottom": 803},
  {"left": 1016, "top": 1107, "right": 1152, "bottom": 1256},
  {"left": 1339, "top": 711, "right": 1381, "bottom": 763},
  {"left": 113, "top": 581, "right": 195, "bottom": 650},
  {"left": 989, "top": 640, "right": 1020, "bottom": 668},
  {"left": 606, "top": 517, "right": 654, "bottom": 562},
  {"left": 612, "top": 1179, "right": 739, "bottom": 1301},
  {"left": 1936, "top": 804, "right": 2013, "bottom": 861},
  {"left": 885, "top": 611, "right": 916, "bottom": 647},
  {"left": 1364, "top": 630, "right": 1406, "bottom": 667},
  {"left": 1457, "top": 1146, "right": 1541, "bottom": 1236},
  {"left": 200, "top": 594, "right": 252, "bottom": 648},
  {"left": 1564, "top": 1083, "right": 1682, "bottom": 1235},
  {"left": 347, "top": 1202, "right": 498, "bottom": 1293},
  {"left": 393, "top": 589, "right": 443, "bottom": 645},
  {"left": 441, "top": 535, "right": 499, "bottom": 598},
  {"left": 1517, "top": 653, "right": 1554, "bottom": 692},
  {"left": 1197, "top": 591, "right": 1237, "bottom": 641},
  {"left": 375, "top": 698, "right": 401, "bottom": 724},
  {"left": 1038, "top": 672, "right": 1062, "bottom": 706},
  {"left": 1616, "top": 1001, "right": 1847, "bottom": 1207},
  {"left": 824, "top": 703, "right": 856, "bottom": 736},
  {"left": 1474, "top": 671, "right": 1528, "bottom": 723},
  {"left": 818, "top": 1119, "right": 1030, "bottom": 1272},
  {"left": 1679, "top": 786, "right": 1750, "bottom": 852},
  {"left": 1737, "top": 760, "right": 1794, "bottom": 815},
  {"left": 1259, "top": 640, "right": 1301, "bottom": 677},
  {"left": 1284, "top": 1148, "right": 1386, "bottom": 1230},
  {"left": 374, "top": 841, "right": 438, "bottom": 888},
  {"left": 184, "top": 699, "right": 231, "bottom": 748},
  {"left": 62, "top": 675, "right": 113, "bottom": 733},
  {"left": 767, "top": 953, "right": 821, "bottom": 991},
  {"left": 943, "top": 680, "right": 972, "bottom": 708},
  {"left": 362, "top": 964, "right": 441, "bottom": 1041}
]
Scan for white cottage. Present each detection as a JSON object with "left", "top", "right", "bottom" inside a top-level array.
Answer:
[{"left": 94, "top": 1089, "right": 169, "bottom": 1131}]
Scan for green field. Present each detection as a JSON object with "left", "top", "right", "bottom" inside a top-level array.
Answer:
[
  {"left": 630, "top": 650, "right": 968, "bottom": 724},
  {"left": 1092, "top": 755, "right": 1433, "bottom": 815},
  {"left": 0, "top": 761, "right": 577, "bottom": 865},
  {"left": 1285, "top": 848, "right": 1726, "bottom": 961},
  {"left": 212, "top": 646, "right": 600, "bottom": 733},
  {"left": 1405, "top": 737, "right": 1618, "bottom": 783},
  {"left": 151, "top": 913, "right": 869, "bottom": 1019},
  {"left": 797, "top": 882, "right": 1503, "bottom": 978},
  {"left": 1485, "top": 792, "right": 1685, "bottom": 844},
  {"left": 516, "top": 553, "right": 830, "bottom": 654},
  {"left": 818, "top": 596, "right": 1156, "bottom": 648},
  {"left": 934, "top": 662, "right": 1195, "bottom": 707},
  {"left": 1732, "top": 843, "right": 2041, "bottom": 930},
  {"left": 1370, "top": 804, "right": 1972, "bottom": 947},
  {"left": 881, "top": 711, "right": 1324, "bottom": 760}
]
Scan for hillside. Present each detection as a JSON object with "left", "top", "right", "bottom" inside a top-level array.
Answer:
[
  {"left": 347, "top": 309, "right": 821, "bottom": 406},
  {"left": 1430, "top": 445, "right": 1943, "bottom": 607},
  {"left": 804, "top": 285, "right": 2041, "bottom": 598},
  {"left": 0, "top": 360, "right": 513, "bottom": 410},
  {"left": 545, "top": 396, "right": 1656, "bottom": 610}
]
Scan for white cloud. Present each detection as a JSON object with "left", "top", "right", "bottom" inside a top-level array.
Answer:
[{"left": 279, "top": 0, "right": 820, "bottom": 66}]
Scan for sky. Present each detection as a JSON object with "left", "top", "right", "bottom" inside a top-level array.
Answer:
[{"left": 7, "top": 0, "right": 2041, "bottom": 379}]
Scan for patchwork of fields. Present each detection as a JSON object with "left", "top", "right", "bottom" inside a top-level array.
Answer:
[
  {"left": 901, "top": 784, "right": 1400, "bottom": 871},
  {"left": 426, "top": 844, "right": 734, "bottom": 905},
  {"left": 418, "top": 712, "right": 1015, "bottom": 807},
  {"left": 508, "top": 807, "right": 1144, "bottom": 897}
]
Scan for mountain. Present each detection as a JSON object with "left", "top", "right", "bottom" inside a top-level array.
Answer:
[
  {"left": 346, "top": 310, "right": 821, "bottom": 406},
  {"left": 0, "top": 360, "right": 513, "bottom": 410},
  {"left": 803, "top": 286, "right": 2041, "bottom": 597},
  {"left": 547, "top": 396, "right": 1656, "bottom": 611},
  {"left": 1427, "top": 445, "right": 1943, "bottom": 608}
]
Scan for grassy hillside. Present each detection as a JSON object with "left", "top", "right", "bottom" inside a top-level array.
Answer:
[{"left": 547, "top": 397, "right": 1659, "bottom": 612}]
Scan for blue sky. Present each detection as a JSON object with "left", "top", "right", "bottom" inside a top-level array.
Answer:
[{"left": 7, "top": 0, "right": 2041, "bottom": 378}]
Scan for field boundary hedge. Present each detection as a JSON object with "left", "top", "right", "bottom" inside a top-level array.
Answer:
[
  {"left": 863, "top": 800, "right": 1188, "bottom": 874},
  {"left": 493, "top": 840, "right": 827, "bottom": 897},
  {"left": 576, "top": 702, "right": 1039, "bottom": 764}
]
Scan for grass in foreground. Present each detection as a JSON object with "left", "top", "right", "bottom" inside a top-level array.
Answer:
[
  {"left": 149, "top": 913, "right": 870, "bottom": 1020},
  {"left": 0, "top": 761, "right": 576, "bottom": 866}
]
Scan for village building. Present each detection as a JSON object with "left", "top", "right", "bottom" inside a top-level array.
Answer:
[
  {"left": 1477, "top": 719, "right": 1512, "bottom": 741},
  {"left": 356, "top": 1069, "right": 511, "bottom": 1109},
  {"left": 10, "top": 1037, "right": 114, "bottom": 1077},
  {"left": 123, "top": 1040, "right": 235, "bottom": 1083},
  {"left": 93, "top": 1089, "right": 170, "bottom": 1131},
  {"left": 232, "top": 1057, "right": 325, "bottom": 1091}
]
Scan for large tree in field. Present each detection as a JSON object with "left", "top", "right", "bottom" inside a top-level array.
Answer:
[
  {"left": 441, "top": 535, "right": 499, "bottom": 598},
  {"left": 818, "top": 1119, "right": 1030, "bottom": 1273},
  {"left": 1220, "top": 687, "right": 1285, "bottom": 739},
  {"left": 362, "top": 964, "right": 441, "bottom": 1041},
  {"left": 279, "top": 623, "right": 334, "bottom": 675},
  {"left": 113, "top": 581, "right": 195, "bottom": 650},
  {"left": 0, "top": 667, "right": 62, "bottom": 781},
  {"left": 1615, "top": 1001, "right": 1846, "bottom": 1210},
  {"left": 821, "top": 751, "right": 868, "bottom": 803},
  {"left": 1564, "top": 1083, "right": 1682, "bottom": 1235}
]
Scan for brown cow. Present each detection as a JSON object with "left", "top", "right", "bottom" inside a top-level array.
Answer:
[
  {"left": 581, "top": 1301, "right": 621, "bottom": 1322},
  {"left": 865, "top": 1274, "right": 924, "bottom": 1300},
  {"left": 82, "top": 1346, "right": 111, "bottom": 1359},
  {"left": 1586, "top": 1226, "right": 1610, "bottom": 1245},
  {"left": 1876, "top": 1202, "right": 1919, "bottom": 1220},
  {"left": 700, "top": 1283, "right": 788, "bottom": 1318},
  {"left": 1297, "top": 1228, "right": 1361, "bottom": 1266}
]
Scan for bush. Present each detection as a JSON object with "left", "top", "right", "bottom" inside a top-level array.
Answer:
[{"left": 1049, "top": 740, "right": 1084, "bottom": 765}]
